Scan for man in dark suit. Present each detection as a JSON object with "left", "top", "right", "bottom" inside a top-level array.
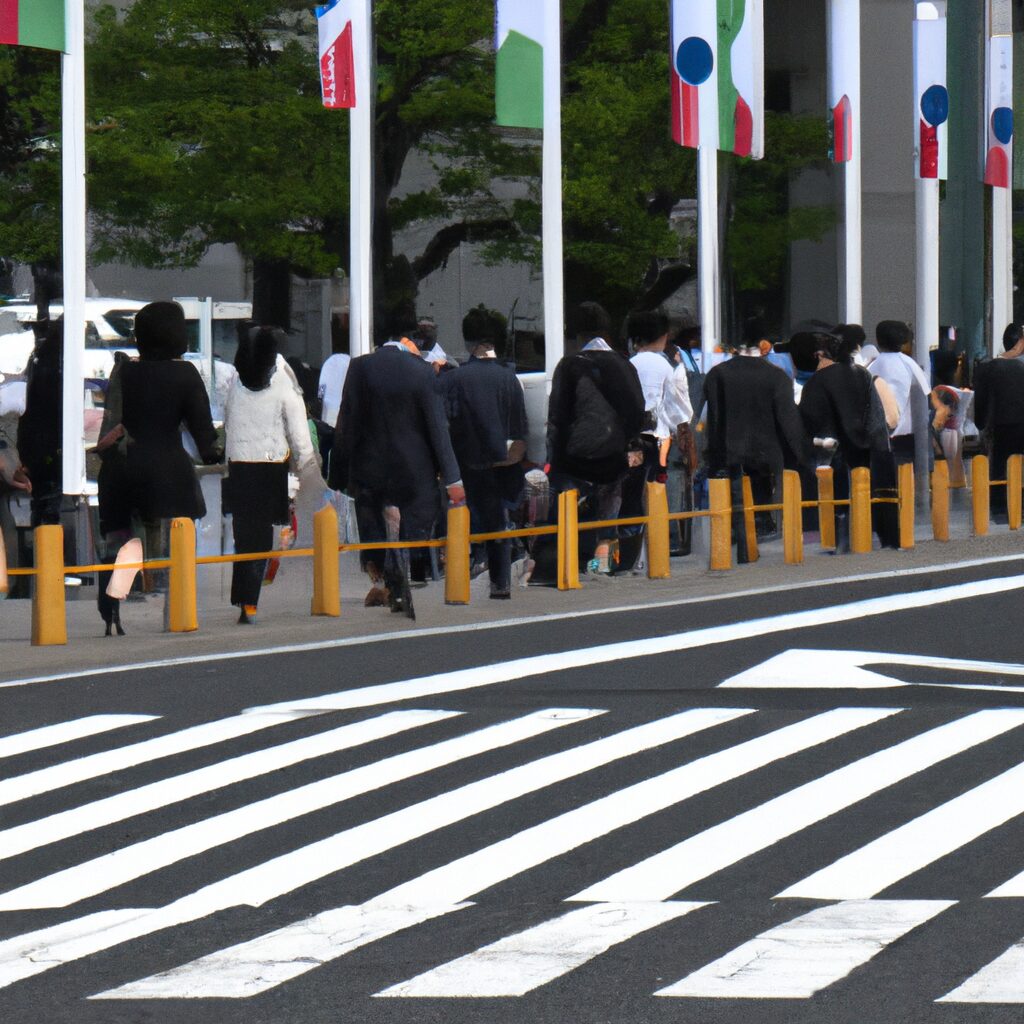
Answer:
[
  {"left": 973, "top": 323, "right": 1024, "bottom": 518},
  {"left": 442, "top": 306, "right": 528, "bottom": 599},
  {"left": 704, "top": 335, "right": 808, "bottom": 562},
  {"left": 330, "top": 310, "right": 464, "bottom": 618}
]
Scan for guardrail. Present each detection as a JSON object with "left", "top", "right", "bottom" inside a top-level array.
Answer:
[{"left": 2, "top": 453, "right": 1021, "bottom": 646}]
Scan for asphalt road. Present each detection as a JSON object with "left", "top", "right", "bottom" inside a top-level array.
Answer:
[{"left": 4, "top": 557, "right": 1024, "bottom": 1023}]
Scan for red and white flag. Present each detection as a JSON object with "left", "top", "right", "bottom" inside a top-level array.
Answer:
[{"left": 316, "top": 0, "right": 356, "bottom": 109}]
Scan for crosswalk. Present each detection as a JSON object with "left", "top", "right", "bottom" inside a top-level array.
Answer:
[{"left": 3, "top": 701, "right": 1024, "bottom": 1010}]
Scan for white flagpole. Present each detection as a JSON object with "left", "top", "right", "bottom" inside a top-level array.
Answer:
[
  {"left": 61, "top": 0, "right": 87, "bottom": 495},
  {"left": 697, "top": 144, "right": 719, "bottom": 369},
  {"left": 828, "top": 0, "right": 862, "bottom": 325},
  {"left": 987, "top": 3, "right": 1013, "bottom": 355},
  {"left": 542, "top": 0, "right": 564, "bottom": 380},
  {"left": 349, "top": 0, "right": 373, "bottom": 357}
]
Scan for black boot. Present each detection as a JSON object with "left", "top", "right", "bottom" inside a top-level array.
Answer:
[{"left": 98, "top": 570, "right": 126, "bottom": 637}]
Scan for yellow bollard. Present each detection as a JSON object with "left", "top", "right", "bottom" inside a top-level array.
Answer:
[
  {"left": 897, "top": 461, "right": 915, "bottom": 550},
  {"left": 850, "top": 466, "right": 872, "bottom": 554},
  {"left": 782, "top": 470, "right": 803, "bottom": 565},
  {"left": 972, "top": 455, "right": 990, "bottom": 537},
  {"left": 31, "top": 524, "right": 66, "bottom": 646},
  {"left": 708, "top": 477, "right": 732, "bottom": 571},
  {"left": 644, "top": 481, "right": 671, "bottom": 580},
  {"left": 444, "top": 504, "right": 471, "bottom": 605},
  {"left": 0, "top": 522, "right": 8, "bottom": 596},
  {"left": 168, "top": 517, "right": 198, "bottom": 633},
  {"left": 1008, "top": 454, "right": 1023, "bottom": 531},
  {"left": 741, "top": 475, "right": 759, "bottom": 563},
  {"left": 816, "top": 467, "right": 836, "bottom": 550},
  {"left": 931, "top": 459, "right": 950, "bottom": 542},
  {"left": 311, "top": 504, "right": 341, "bottom": 616},
  {"left": 557, "top": 489, "right": 581, "bottom": 590}
]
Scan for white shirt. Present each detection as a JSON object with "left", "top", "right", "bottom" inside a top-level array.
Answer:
[
  {"left": 630, "top": 350, "right": 693, "bottom": 438},
  {"left": 317, "top": 353, "right": 351, "bottom": 428},
  {"left": 869, "top": 351, "right": 930, "bottom": 437}
]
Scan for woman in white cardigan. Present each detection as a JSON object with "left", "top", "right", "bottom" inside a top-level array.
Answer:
[{"left": 224, "top": 326, "right": 317, "bottom": 623}]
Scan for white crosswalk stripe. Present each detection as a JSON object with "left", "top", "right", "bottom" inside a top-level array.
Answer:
[
  {"left": 655, "top": 900, "right": 953, "bottom": 998},
  {"left": 0, "top": 715, "right": 157, "bottom": 760},
  {"left": 3, "top": 704, "right": 1024, "bottom": 1009}
]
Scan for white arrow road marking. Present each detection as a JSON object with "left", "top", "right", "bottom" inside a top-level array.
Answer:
[
  {"left": 719, "top": 649, "right": 1024, "bottom": 693},
  {"left": 91, "top": 709, "right": 886, "bottom": 999},
  {"left": 780, "top": 759, "right": 1024, "bottom": 899},
  {"left": 0, "top": 712, "right": 319, "bottom": 807},
  {"left": 0, "top": 715, "right": 157, "bottom": 760},
  {"left": 245, "top": 574, "right": 1024, "bottom": 715},
  {"left": 939, "top": 938, "right": 1024, "bottom": 1002},
  {"left": 1, "top": 707, "right": 740, "bottom": 992},
  {"left": 570, "top": 709, "right": 1024, "bottom": 903},
  {"left": 0, "top": 709, "right": 458, "bottom": 864},
  {"left": 0, "top": 709, "right": 592, "bottom": 911},
  {"left": 656, "top": 900, "right": 953, "bottom": 999},
  {"left": 375, "top": 902, "right": 708, "bottom": 998}
]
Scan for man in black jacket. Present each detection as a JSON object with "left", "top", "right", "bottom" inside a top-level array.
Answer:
[
  {"left": 974, "top": 323, "right": 1024, "bottom": 517},
  {"left": 704, "top": 336, "right": 808, "bottom": 562},
  {"left": 330, "top": 310, "right": 464, "bottom": 618},
  {"left": 540, "top": 303, "right": 646, "bottom": 578},
  {"left": 443, "top": 306, "right": 528, "bottom": 598}
]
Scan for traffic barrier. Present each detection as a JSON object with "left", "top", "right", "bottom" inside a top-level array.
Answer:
[
  {"left": 931, "top": 460, "right": 950, "bottom": 542},
  {"left": 557, "top": 488, "right": 581, "bottom": 591},
  {"left": 444, "top": 504, "right": 471, "bottom": 605},
  {"left": 741, "top": 476, "right": 759, "bottom": 563},
  {"left": 168, "top": 517, "right": 198, "bottom": 633},
  {"left": 645, "top": 481, "right": 671, "bottom": 580},
  {"left": 973, "top": 455, "right": 990, "bottom": 536},
  {"left": 783, "top": 470, "right": 803, "bottom": 565},
  {"left": 0, "top": 524, "right": 8, "bottom": 596},
  {"left": 10, "top": 454, "right": 1024, "bottom": 646},
  {"left": 816, "top": 467, "right": 836, "bottom": 550},
  {"left": 311, "top": 504, "right": 341, "bottom": 617},
  {"left": 31, "top": 525, "right": 66, "bottom": 646},
  {"left": 898, "top": 462, "right": 915, "bottom": 551},
  {"left": 850, "top": 466, "right": 872, "bottom": 554}
]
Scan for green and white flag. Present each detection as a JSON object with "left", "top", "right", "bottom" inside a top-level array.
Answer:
[{"left": 495, "top": 0, "right": 545, "bottom": 129}]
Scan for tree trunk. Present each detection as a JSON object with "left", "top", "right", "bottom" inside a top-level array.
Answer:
[{"left": 251, "top": 258, "right": 291, "bottom": 331}]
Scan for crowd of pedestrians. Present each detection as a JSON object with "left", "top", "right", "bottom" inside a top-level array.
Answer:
[{"left": 1, "top": 296, "right": 1023, "bottom": 632}]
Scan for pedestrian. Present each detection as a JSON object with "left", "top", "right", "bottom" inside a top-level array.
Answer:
[
  {"left": 16, "top": 319, "right": 63, "bottom": 527},
  {"left": 620, "top": 309, "right": 693, "bottom": 570},
  {"left": 96, "top": 301, "right": 220, "bottom": 632},
  {"left": 223, "top": 328, "right": 320, "bottom": 623},
  {"left": 797, "top": 329, "right": 896, "bottom": 550},
  {"left": 703, "top": 329, "right": 808, "bottom": 562},
  {"left": 539, "top": 302, "right": 645, "bottom": 579},
  {"left": 443, "top": 305, "right": 527, "bottom": 599},
  {"left": 972, "top": 324, "right": 1024, "bottom": 518},
  {"left": 930, "top": 349, "right": 972, "bottom": 489},
  {"left": 317, "top": 336, "right": 350, "bottom": 471},
  {"left": 868, "top": 320, "right": 931, "bottom": 468},
  {"left": 329, "top": 307, "right": 464, "bottom": 619}
]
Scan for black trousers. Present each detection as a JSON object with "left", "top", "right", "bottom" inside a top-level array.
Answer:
[
  {"left": 989, "top": 425, "right": 1024, "bottom": 515},
  {"left": 231, "top": 514, "right": 273, "bottom": 609},
  {"left": 228, "top": 460, "right": 289, "bottom": 609},
  {"left": 355, "top": 484, "right": 437, "bottom": 589},
  {"left": 464, "top": 465, "right": 524, "bottom": 592}
]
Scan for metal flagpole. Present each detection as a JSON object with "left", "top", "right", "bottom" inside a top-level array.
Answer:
[
  {"left": 349, "top": 0, "right": 374, "bottom": 357},
  {"left": 828, "top": 0, "right": 863, "bottom": 325},
  {"left": 986, "top": 1, "right": 1013, "bottom": 354},
  {"left": 542, "top": 0, "right": 564, "bottom": 381},
  {"left": 697, "top": 139, "right": 720, "bottom": 370},
  {"left": 61, "top": 0, "right": 87, "bottom": 495}
]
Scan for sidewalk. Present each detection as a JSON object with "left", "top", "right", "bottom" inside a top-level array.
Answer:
[{"left": 2, "top": 500, "right": 1022, "bottom": 684}]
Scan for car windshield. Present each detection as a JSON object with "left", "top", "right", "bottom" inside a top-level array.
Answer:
[{"left": 102, "top": 310, "right": 138, "bottom": 341}]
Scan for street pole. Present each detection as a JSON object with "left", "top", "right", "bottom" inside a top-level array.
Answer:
[
  {"left": 915, "top": 177, "right": 940, "bottom": 370},
  {"left": 542, "top": 0, "right": 564, "bottom": 381},
  {"left": 61, "top": 0, "right": 86, "bottom": 495},
  {"left": 349, "top": 0, "right": 374, "bottom": 357},
  {"left": 697, "top": 144, "right": 719, "bottom": 370}
]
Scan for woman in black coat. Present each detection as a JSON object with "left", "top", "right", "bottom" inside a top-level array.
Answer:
[{"left": 97, "top": 301, "right": 220, "bottom": 632}]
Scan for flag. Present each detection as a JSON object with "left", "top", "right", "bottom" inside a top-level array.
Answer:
[
  {"left": 670, "top": 0, "right": 764, "bottom": 159},
  {"left": 985, "top": 34, "right": 1013, "bottom": 188},
  {"left": 913, "top": 13, "right": 947, "bottom": 180},
  {"left": 495, "top": 0, "right": 544, "bottom": 129},
  {"left": 0, "top": 0, "right": 65, "bottom": 52},
  {"left": 316, "top": 0, "right": 356, "bottom": 110},
  {"left": 827, "top": 0, "right": 859, "bottom": 163}
]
